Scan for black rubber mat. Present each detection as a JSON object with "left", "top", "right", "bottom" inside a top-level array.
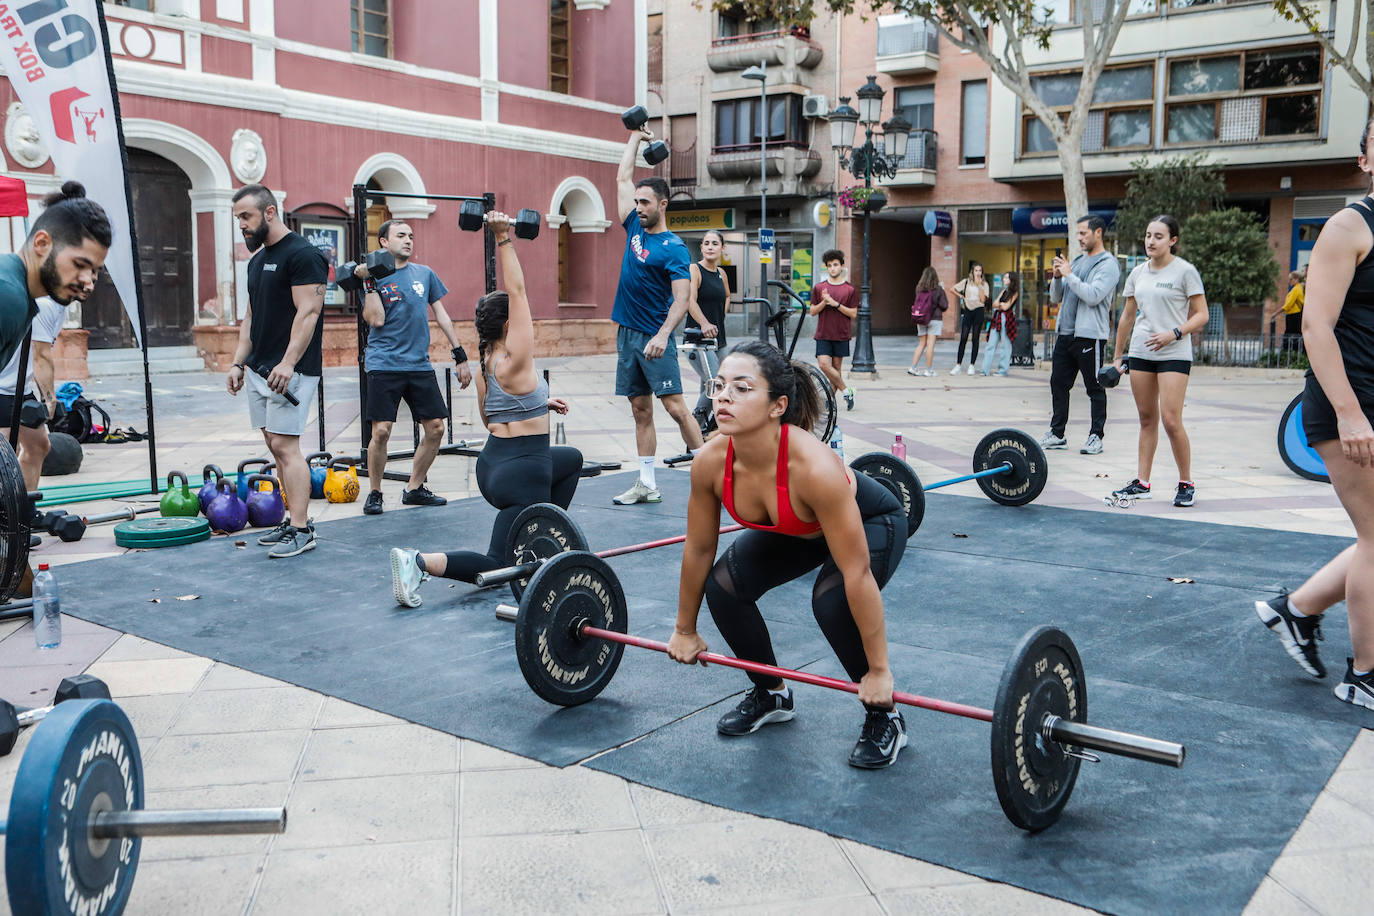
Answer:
[{"left": 57, "top": 470, "right": 1362, "bottom": 914}]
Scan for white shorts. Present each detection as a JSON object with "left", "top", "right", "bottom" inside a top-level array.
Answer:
[
  {"left": 246, "top": 369, "right": 318, "bottom": 436},
  {"left": 918, "top": 320, "right": 943, "bottom": 337}
]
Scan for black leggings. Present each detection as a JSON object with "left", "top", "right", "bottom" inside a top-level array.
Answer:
[
  {"left": 956, "top": 307, "right": 985, "bottom": 364},
  {"left": 440, "top": 434, "right": 583, "bottom": 582},
  {"left": 704, "top": 474, "right": 906, "bottom": 704}
]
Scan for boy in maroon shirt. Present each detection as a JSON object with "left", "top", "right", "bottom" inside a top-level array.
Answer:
[{"left": 808, "top": 249, "right": 858, "bottom": 409}]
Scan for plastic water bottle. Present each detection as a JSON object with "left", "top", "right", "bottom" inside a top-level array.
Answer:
[
  {"left": 829, "top": 427, "right": 845, "bottom": 464},
  {"left": 554, "top": 420, "right": 566, "bottom": 444},
  {"left": 32, "top": 563, "right": 61, "bottom": 650},
  {"left": 891, "top": 433, "right": 907, "bottom": 462}
]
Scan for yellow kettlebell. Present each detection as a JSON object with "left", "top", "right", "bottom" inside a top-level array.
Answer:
[
  {"left": 324, "top": 458, "right": 360, "bottom": 503},
  {"left": 262, "top": 463, "right": 288, "bottom": 511}
]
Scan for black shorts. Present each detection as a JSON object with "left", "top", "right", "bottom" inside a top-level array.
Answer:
[
  {"left": 816, "top": 338, "right": 850, "bottom": 358},
  {"left": 1302, "top": 374, "right": 1374, "bottom": 445},
  {"left": 365, "top": 370, "right": 448, "bottom": 423},
  {"left": 1127, "top": 357, "right": 1191, "bottom": 375}
]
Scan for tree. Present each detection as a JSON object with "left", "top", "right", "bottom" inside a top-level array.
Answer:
[
  {"left": 720, "top": 0, "right": 1136, "bottom": 256},
  {"left": 1271, "top": 0, "right": 1372, "bottom": 97},
  {"left": 1114, "top": 153, "right": 1225, "bottom": 255},
  {"left": 1181, "top": 208, "right": 1280, "bottom": 337}
]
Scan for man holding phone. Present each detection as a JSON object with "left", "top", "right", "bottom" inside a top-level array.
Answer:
[{"left": 1042, "top": 216, "right": 1120, "bottom": 455}]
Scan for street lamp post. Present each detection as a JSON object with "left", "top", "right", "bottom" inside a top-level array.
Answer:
[
  {"left": 827, "top": 76, "right": 910, "bottom": 376},
  {"left": 742, "top": 62, "right": 768, "bottom": 341}
]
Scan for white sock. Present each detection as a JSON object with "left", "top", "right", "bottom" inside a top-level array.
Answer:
[
  {"left": 1355, "top": 667, "right": 1371, "bottom": 678},
  {"left": 638, "top": 456, "right": 656, "bottom": 489},
  {"left": 1287, "top": 597, "right": 1307, "bottom": 618},
  {"left": 1138, "top": 480, "right": 1150, "bottom": 489},
  {"left": 767, "top": 685, "right": 790, "bottom": 698}
]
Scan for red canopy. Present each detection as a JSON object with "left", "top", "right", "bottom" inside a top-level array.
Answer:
[{"left": 0, "top": 176, "right": 28, "bottom": 218}]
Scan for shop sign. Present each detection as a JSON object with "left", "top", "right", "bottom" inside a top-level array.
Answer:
[
  {"left": 923, "top": 209, "right": 953, "bottom": 237},
  {"left": 667, "top": 208, "right": 736, "bottom": 232},
  {"left": 1012, "top": 206, "right": 1117, "bottom": 235}
]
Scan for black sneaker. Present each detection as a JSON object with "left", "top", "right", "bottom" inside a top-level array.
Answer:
[
  {"left": 363, "top": 490, "right": 384, "bottom": 515},
  {"left": 401, "top": 485, "right": 447, "bottom": 507},
  {"left": 1334, "top": 659, "right": 1374, "bottom": 711},
  {"left": 1112, "top": 479, "right": 1152, "bottom": 500},
  {"left": 268, "top": 522, "right": 316, "bottom": 559},
  {"left": 848, "top": 709, "right": 908, "bottom": 769},
  {"left": 716, "top": 686, "right": 795, "bottom": 736},
  {"left": 1174, "top": 482, "right": 1196, "bottom": 507},
  {"left": 1255, "top": 594, "right": 1325, "bottom": 678}
]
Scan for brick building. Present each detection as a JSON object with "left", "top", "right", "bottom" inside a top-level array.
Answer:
[{"left": 0, "top": 0, "right": 645, "bottom": 375}]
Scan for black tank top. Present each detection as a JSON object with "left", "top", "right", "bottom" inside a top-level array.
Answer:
[
  {"left": 1318, "top": 197, "right": 1374, "bottom": 395},
  {"left": 686, "top": 263, "right": 728, "bottom": 348}
]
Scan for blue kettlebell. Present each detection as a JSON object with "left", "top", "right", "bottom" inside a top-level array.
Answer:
[
  {"left": 205, "top": 479, "right": 248, "bottom": 533},
  {"left": 236, "top": 457, "right": 271, "bottom": 502},
  {"left": 306, "top": 451, "right": 332, "bottom": 500},
  {"left": 245, "top": 474, "right": 286, "bottom": 528},
  {"left": 198, "top": 464, "right": 225, "bottom": 514}
]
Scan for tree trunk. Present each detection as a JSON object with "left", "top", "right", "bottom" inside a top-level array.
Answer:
[{"left": 1057, "top": 136, "right": 1090, "bottom": 258}]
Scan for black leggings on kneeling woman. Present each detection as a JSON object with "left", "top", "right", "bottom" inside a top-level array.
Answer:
[
  {"left": 439, "top": 434, "right": 583, "bottom": 582},
  {"left": 704, "top": 473, "right": 906, "bottom": 700}
]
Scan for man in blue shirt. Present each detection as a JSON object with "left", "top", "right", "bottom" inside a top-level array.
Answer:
[
  {"left": 356, "top": 220, "right": 472, "bottom": 515},
  {"left": 611, "top": 126, "right": 703, "bottom": 505}
]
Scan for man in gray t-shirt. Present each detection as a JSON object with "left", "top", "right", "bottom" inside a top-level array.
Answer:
[
  {"left": 1043, "top": 215, "right": 1121, "bottom": 455},
  {"left": 356, "top": 220, "right": 472, "bottom": 515}
]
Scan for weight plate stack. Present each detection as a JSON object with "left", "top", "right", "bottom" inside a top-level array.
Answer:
[
  {"left": 114, "top": 517, "right": 212, "bottom": 549},
  {"left": 504, "top": 503, "right": 590, "bottom": 601}
]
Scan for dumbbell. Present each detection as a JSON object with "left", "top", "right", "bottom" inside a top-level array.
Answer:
[
  {"left": 42, "top": 505, "right": 160, "bottom": 542},
  {"left": 336, "top": 248, "right": 398, "bottom": 294},
  {"left": 622, "top": 105, "right": 670, "bottom": 166},
  {"left": 457, "top": 200, "right": 542, "bottom": 240},
  {"left": 0, "top": 674, "right": 110, "bottom": 756},
  {"left": 18, "top": 398, "right": 47, "bottom": 429}
]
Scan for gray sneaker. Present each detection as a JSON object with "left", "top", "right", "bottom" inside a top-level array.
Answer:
[
  {"left": 390, "top": 547, "right": 429, "bottom": 608},
  {"left": 1040, "top": 432, "right": 1068, "bottom": 449},
  {"left": 257, "top": 520, "right": 293, "bottom": 546},
  {"left": 612, "top": 479, "right": 662, "bottom": 505},
  {"left": 1080, "top": 434, "right": 1104, "bottom": 455},
  {"left": 267, "top": 522, "right": 316, "bottom": 558}
]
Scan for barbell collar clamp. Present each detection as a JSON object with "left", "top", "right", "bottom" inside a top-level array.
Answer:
[
  {"left": 88, "top": 807, "right": 287, "bottom": 839},
  {"left": 1042, "top": 715, "right": 1185, "bottom": 768}
]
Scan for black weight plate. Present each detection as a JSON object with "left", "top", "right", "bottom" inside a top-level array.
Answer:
[
  {"left": 990, "top": 626, "right": 1086, "bottom": 832},
  {"left": 0, "top": 435, "right": 30, "bottom": 606},
  {"left": 6, "top": 698, "right": 144, "bottom": 916},
  {"left": 505, "top": 503, "right": 590, "bottom": 602},
  {"left": 849, "top": 452, "right": 924, "bottom": 538},
  {"left": 972, "top": 428, "right": 1048, "bottom": 506},
  {"left": 799, "top": 363, "right": 838, "bottom": 444},
  {"left": 1277, "top": 392, "right": 1330, "bottom": 483},
  {"left": 514, "top": 551, "right": 627, "bottom": 707}
]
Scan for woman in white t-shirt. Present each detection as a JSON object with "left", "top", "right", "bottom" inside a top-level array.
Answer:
[{"left": 1109, "top": 215, "right": 1210, "bottom": 507}]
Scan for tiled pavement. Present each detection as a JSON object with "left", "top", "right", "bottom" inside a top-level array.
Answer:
[{"left": 1, "top": 339, "right": 1369, "bottom": 914}]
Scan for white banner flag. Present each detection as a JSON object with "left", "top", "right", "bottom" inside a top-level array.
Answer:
[{"left": 0, "top": 1, "right": 143, "bottom": 345}]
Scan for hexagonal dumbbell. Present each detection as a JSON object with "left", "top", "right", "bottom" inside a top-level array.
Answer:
[
  {"left": 621, "top": 105, "right": 670, "bottom": 166},
  {"left": 0, "top": 674, "right": 111, "bottom": 756},
  {"left": 457, "top": 201, "right": 541, "bottom": 241},
  {"left": 336, "top": 249, "right": 398, "bottom": 294}
]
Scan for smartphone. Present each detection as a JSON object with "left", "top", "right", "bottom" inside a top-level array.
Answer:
[{"left": 1054, "top": 247, "right": 1063, "bottom": 258}]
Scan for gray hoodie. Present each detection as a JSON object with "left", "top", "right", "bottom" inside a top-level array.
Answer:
[{"left": 1050, "top": 251, "right": 1119, "bottom": 341}]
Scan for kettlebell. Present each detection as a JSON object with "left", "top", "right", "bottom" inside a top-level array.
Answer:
[
  {"left": 236, "top": 457, "right": 271, "bottom": 501},
  {"left": 198, "top": 464, "right": 226, "bottom": 514},
  {"left": 160, "top": 470, "right": 200, "bottom": 518},
  {"left": 244, "top": 474, "right": 286, "bottom": 528},
  {"left": 324, "top": 458, "right": 360, "bottom": 504},
  {"left": 205, "top": 479, "right": 248, "bottom": 533},
  {"left": 262, "top": 463, "right": 289, "bottom": 511},
  {"left": 306, "top": 451, "right": 332, "bottom": 500}
]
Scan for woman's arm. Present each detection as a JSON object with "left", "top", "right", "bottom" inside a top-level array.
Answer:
[
  {"left": 668, "top": 449, "right": 725, "bottom": 663},
  {"left": 490, "top": 212, "right": 534, "bottom": 379},
  {"left": 1113, "top": 296, "right": 1137, "bottom": 366}
]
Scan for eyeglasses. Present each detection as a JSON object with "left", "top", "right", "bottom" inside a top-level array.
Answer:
[{"left": 707, "top": 379, "right": 756, "bottom": 400}]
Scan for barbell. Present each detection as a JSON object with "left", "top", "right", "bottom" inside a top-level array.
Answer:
[
  {"left": 494, "top": 550, "right": 1185, "bottom": 832},
  {"left": 475, "top": 452, "right": 926, "bottom": 600},
  {"left": 2, "top": 698, "right": 287, "bottom": 915}
]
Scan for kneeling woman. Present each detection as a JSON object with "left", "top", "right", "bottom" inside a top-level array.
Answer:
[
  {"left": 666, "top": 340, "right": 909, "bottom": 768},
  {"left": 390, "top": 211, "right": 582, "bottom": 607}
]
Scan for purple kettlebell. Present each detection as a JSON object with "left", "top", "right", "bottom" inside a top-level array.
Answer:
[{"left": 205, "top": 479, "right": 248, "bottom": 533}]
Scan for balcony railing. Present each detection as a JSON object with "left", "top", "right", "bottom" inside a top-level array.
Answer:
[
  {"left": 654, "top": 140, "right": 698, "bottom": 197},
  {"left": 707, "top": 28, "right": 823, "bottom": 72},
  {"left": 899, "top": 129, "right": 939, "bottom": 170},
  {"left": 876, "top": 20, "right": 939, "bottom": 56},
  {"left": 707, "top": 142, "right": 822, "bottom": 181}
]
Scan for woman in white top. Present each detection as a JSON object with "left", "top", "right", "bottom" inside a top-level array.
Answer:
[{"left": 1109, "top": 215, "right": 1210, "bottom": 507}]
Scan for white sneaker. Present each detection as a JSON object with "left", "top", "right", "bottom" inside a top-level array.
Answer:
[
  {"left": 1080, "top": 434, "right": 1104, "bottom": 455},
  {"left": 966, "top": 364, "right": 976, "bottom": 375},
  {"left": 390, "top": 547, "right": 429, "bottom": 608},
  {"left": 949, "top": 364, "right": 963, "bottom": 376},
  {"left": 923, "top": 368, "right": 936, "bottom": 377},
  {"left": 613, "top": 479, "right": 662, "bottom": 505},
  {"left": 906, "top": 366, "right": 921, "bottom": 377},
  {"left": 1040, "top": 432, "right": 1068, "bottom": 449}
]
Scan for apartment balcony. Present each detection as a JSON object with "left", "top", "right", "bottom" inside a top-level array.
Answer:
[
  {"left": 707, "top": 143, "right": 823, "bottom": 182},
  {"left": 875, "top": 19, "right": 939, "bottom": 75},
  {"left": 877, "top": 130, "right": 939, "bottom": 188},
  {"left": 707, "top": 29, "right": 823, "bottom": 74}
]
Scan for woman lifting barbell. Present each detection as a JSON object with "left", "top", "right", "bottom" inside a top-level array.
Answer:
[
  {"left": 388, "top": 211, "right": 582, "bottom": 607},
  {"left": 665, "top": 339, "right": 910, "bottom": 768}
]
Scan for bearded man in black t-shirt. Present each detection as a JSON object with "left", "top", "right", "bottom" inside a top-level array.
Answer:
[{"left": 226, "top": 184, "right": 327, "bottom": 559}]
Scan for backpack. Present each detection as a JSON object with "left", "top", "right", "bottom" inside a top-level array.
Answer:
[
  {"left": 911, "top": 290, "right": 935, "bottom": 324},
  {"left": 48, "top": 396, "right": 110, "bottom": 443}
]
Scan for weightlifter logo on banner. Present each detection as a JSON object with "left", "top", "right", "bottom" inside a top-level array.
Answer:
[{"left": 0, "top": 0, "right": 143, "bottom": 344}]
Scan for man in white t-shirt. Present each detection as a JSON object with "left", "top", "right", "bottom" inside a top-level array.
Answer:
[{"left": 0, "top": 298, "right": 66, "bottom": 490}]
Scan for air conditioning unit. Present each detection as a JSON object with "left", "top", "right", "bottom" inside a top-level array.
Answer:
[{"left": 802, "top": 94, "right": 829, "bottom": 119}]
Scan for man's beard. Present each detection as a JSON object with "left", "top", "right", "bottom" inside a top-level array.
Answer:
[
  {"left": 39, "top": 250, "right": 77, "bottom": 303},
  {"left": 243, "top": 221, "right": 270, "bottom": 252},
  {"left": 640, "top": 209, "right": 659, "bottom": 229}
]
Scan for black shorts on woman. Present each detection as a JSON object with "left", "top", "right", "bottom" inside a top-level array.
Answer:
[{"left": 705, "top": 474, "right": 906, "bottom": 703}]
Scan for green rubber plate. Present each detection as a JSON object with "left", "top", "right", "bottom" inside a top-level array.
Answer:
[{"left": 114, "top": 516, "right": 212, "bottom": 548}]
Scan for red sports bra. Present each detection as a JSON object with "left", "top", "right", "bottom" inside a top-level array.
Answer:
[{"left": 723, "top": 424, "right": 824, "bottom": 537}]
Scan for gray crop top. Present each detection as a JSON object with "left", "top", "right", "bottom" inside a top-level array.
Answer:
[{"left": 484, "top": 372, "right": 549, "bottom": 424}]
